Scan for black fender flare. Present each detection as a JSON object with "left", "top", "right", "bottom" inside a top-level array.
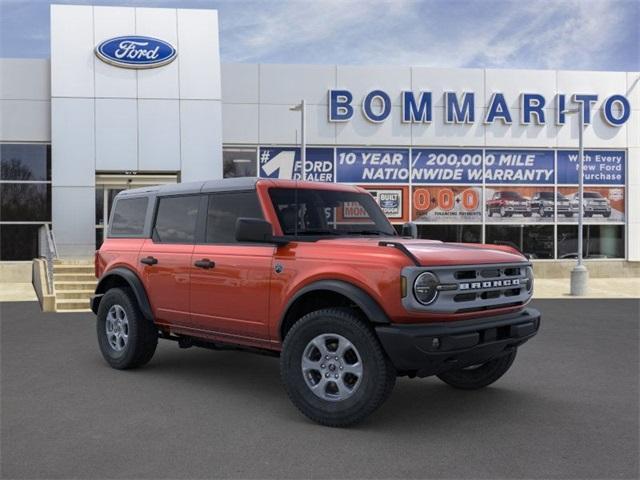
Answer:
[
  {"left": 92, "top": 267, "right": 154, "bottom": 321},
  {"left": 280, "top": 279, "right": 391, "bottom": 334}
]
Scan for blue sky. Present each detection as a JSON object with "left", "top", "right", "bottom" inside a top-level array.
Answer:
[{"left": 0, "top": 0, "right": 638, "bottom": 70}]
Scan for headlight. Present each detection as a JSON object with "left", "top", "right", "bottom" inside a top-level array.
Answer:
[
  {"left": 525, "top": 266, "right": 534, "bottom": 294},
  {"left": 414, "top": 271, "right": 439, "bottom": 305}
]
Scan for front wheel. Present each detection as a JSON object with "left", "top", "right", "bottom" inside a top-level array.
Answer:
[
  {"left": 280, "top": 308, "right": 396, "bottom": 427},
  {"left": 436, "top": 349, "right": 517, "bottom": 390}
]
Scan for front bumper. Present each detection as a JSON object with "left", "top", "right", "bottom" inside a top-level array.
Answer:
[
  {"left": 504, "top": 206, "right": 530, "bottom": 213},
  {"left": 375, "top": 308, "right": 540, "bottom": 377},
  {"left": 585, "top": 206, "right": 611, "bottom": 214}
]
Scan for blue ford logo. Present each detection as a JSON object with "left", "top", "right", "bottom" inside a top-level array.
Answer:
[{"left": 95, "top": 36, "right": 177, "bottom": 69}]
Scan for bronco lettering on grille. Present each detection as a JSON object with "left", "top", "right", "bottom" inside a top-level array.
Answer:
[{"left": 459, "top": 279, "right": 520, "bottom": 290}]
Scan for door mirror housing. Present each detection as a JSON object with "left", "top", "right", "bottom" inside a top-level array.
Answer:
[
  {"left": 235, "top": 218, "right": 288, "bottom": 245},
  {"left": 401, "top": 221, "right": 418, "bottom": 239}
]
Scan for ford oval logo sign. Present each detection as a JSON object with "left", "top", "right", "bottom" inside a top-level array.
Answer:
[{"left": 95, "top": 36, "right": 177, "bottom": 69}]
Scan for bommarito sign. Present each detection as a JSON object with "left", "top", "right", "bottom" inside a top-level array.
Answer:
[{"left": 328, "top": 90, "right": 631, "bottom": 127}]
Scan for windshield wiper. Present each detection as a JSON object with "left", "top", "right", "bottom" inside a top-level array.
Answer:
[
  {"left": 345, "top": 230, "right": 390, "bottom": 236},
  {"left": 294, "top": 229, "right": 342, "bottom": 236}
]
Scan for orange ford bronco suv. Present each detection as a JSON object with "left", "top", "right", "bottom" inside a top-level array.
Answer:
[{"left": 92, "top": 178, "right": 540, "bottom": 427}]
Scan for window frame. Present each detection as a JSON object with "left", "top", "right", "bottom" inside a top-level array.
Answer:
[
  {"left": 150, "top": 193, "right": 203, "bottom": 245},
  {"left": 200, "top": 189, "right": 267, "bottom": 246},
  {"left": 107, "top": 195, "right": 151, "bottom": 239}
]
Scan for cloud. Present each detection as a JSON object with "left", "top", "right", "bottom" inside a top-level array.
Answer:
[
  {"left": 217, "top": 0, "right": 638, "bottom": 70},
  {"left": 0, "top": 0, "right": 637, "bottom": 70}
]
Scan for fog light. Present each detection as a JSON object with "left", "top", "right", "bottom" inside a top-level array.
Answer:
[{"left": 431, "top": 338, "right": 440, "bottom": 349}]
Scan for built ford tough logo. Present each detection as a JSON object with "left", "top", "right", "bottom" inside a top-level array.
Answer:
[{"left": 95, "top": 36, "right": 177, "bottom": 69}]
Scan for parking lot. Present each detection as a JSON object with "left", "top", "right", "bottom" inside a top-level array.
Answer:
[{"left": 1, "top": 299, "right": 638, "bottom": 479}]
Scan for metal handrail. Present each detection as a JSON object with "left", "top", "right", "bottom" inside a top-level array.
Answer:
[{"left": 38, "top": 224, "right": 58, "bottom": 293}]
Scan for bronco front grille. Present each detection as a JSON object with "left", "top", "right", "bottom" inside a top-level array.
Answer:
[{"left": 402, "top": 262, "right": 533, "bottom": 314}]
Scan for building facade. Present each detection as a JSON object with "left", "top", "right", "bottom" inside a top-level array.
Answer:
[{"left": 0, "top": 4, "right": 638, "bottom": 268}]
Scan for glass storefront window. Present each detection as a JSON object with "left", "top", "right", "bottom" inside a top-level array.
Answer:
[
  {"left": 223, "top": 148, "right": 257, "bottom": 178},
  {"left": 0, "top": 144, "right": 51, "bottom": 181},
  {"left": 486, "top": 224, "right": 554, "bottom": 259},
  {"left": 0, "top": 183, "right": 51, "bottom": 222},
  {"left": 96, "top": 228, "right": 104, "bottom": 250},
  {"left": 95, "top": 187, "right": 105, "bottom": 226},
  {"left": 0, "top": 224, "right": 41, "bottom": 260},
  {"left": 418, "top": 224, "right": 482, "bottom": 243},
  {"left": 557, "top": 225, "right": 624, "bottom": 259}
]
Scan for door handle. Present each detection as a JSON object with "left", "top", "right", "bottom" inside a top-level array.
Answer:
[
  {"left": 140, "top": 256, "right": 158, "bottom": 266},
  {"left": 194, "top": 259, "right": 215, "bottom": 269}
]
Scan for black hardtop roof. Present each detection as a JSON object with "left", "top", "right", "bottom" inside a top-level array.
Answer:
[{"left": 116, "top": 177, "right": 260, "bottom": 198}]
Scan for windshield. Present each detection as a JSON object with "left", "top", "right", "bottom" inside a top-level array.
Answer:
[
  {"left": 500, "top": 191, "right": 525, "bottom": 200},
  {"left": 269, "top": 188, "right": 397, "bottom": 237},
  {"left": 537, "top": 192, "right": 554, "bottom": 200},
  {"left": 583, "top": 192, "right": 603, "bottom": 198}
]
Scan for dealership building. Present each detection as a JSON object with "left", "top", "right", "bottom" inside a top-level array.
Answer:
[{"left": 1, "top": 4, "right": 639, "bottom": 278}]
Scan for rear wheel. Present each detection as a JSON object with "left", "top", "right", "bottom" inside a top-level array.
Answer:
[
  {"left": 280, "top": 308, "right": 396, "bottom": 427},
  {"left": 436, "top": 350, "right": 517, "bottom": 390},
  {"left": 96, "top": 287, "right": 158, "bottom": 370}
]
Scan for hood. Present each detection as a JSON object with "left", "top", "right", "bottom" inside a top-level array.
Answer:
[
  {"left": 396, "top": 239, "right": 526, "bottom": 266},
  {"left": 315, "top": 237, "right": 527, "bottom": 266}
]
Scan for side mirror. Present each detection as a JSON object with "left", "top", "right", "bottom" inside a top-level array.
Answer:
[
  {"left": 235, "top": 218, "right": 288, "bottom": 245},
  {"left": 401, "top": 221, "right": 418, "bottom": 239}
]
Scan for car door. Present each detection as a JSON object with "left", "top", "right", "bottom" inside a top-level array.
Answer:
[
  {"left": 189, "top": 190, "right": 274, "bottom": 343},
  {"left": 138, "top": 194, "right": 200, "bottom": 327}
]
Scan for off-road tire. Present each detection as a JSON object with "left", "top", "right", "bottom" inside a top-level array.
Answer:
[
  {"left": 280, "top": 308, "right": 396, "bottom": 427},
  {"left": 97, "top": 287, "right": 158, "bottom": 370},
  {"left": 436, "top": 349, "right": 517, "bottom": 390}
]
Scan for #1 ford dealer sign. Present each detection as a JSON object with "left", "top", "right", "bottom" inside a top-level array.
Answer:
[{"left": 95, "top": 36, "right": 177, "bottom": 69}]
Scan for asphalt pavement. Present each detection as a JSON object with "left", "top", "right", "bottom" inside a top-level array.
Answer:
[{"left": 1, "top": 300, "right": 638, "bottom": 479}]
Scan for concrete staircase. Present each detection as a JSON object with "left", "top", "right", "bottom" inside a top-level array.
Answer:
[{"left": 53, "top": 261, "right": 96, "bottom": 312}]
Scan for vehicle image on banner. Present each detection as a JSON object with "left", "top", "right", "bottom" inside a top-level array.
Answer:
[
  {"left": 486, "top": 191, "right": 532, "bottom": 218},
  {"left": 569, "top": 191, "right": 612, "bottom": 218},
  {"left": 91, "top": 179, "right": 540, "bottom": 427},
  {"left": 530, "top": 191, "right": 576, "bottom": 218}
]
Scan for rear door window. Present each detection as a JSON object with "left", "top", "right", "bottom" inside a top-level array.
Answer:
[
  {"left": 205, "top": 191, "right": 264, "bottom": 244},
  {"left": 153, "top": 195, "right": 200, "bottom": 244},
  {"left": 110, "top": 197, "right": 148, "bottom": 236}
]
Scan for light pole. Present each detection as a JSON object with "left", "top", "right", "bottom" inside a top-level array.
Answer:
[
  {"left": 564, "top": 104, "right": 588, "bottom": 295},
  {"left": 289, "top": 100, "right": 306, "bottom": 180}
]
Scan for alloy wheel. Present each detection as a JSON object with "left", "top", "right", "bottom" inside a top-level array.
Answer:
[
  {"left": 105, "top": 304, "right": 129, "bottom": 352},
  {"left": 301, "top": 333, "right": 363, "bottom": 402}
]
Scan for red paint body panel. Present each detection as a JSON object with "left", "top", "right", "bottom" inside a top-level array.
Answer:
[
  {"left": 139, "top": 239, "right": 194, "bottom": 325},
  {"left": 190, "top": 244, "right": 274, "bottom": 339},
  {"left": 96, "top": 179, "right": 531, "bottom": 352}
]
